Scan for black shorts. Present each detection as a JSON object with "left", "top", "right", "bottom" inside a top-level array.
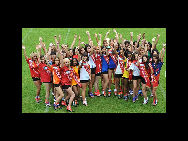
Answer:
[
  {"left": 43, "top": 81, "right": 53, "bottom": 83},
  {"left": 141, "top": 77, "right": 146, "bottom": 84},
  {"left": 102, "top": 71, "right": 108, "bottom": 74},
  {"left": 123, "top": 77, "right": 129, "bottom": 80},
  {"left": 132, "top": 75, "right": 141, "bottom": 80},
  {"left": 54, "top": 83, "right": 61, "bottom": 87},
  {"left": 80, "top": 80, "right": 89, "bottom": 83},
  {"left": 115, "top": 74, "right": 123, "bottom": 78},
  {"left": 96, "top": 72, "right": 101, "bottom": 76},
  {"left": 32, "top": 77, "right": 40, "bottom": 81},
  {"left": 91, "top": 68, "right": 96, "bottom": 74},
  {"left": 61, "top": 85, "right": 71, "bottom": 90},
  {"left": 109, "top": 68, "right": 115, "bottom": 70}
]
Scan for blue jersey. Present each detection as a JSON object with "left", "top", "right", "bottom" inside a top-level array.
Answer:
[
  {"left": 109, "top": 55, "right": 116, "bottom": 68},
  {"left": 101, "top": 54, "right": 109, "bottom": 72}
]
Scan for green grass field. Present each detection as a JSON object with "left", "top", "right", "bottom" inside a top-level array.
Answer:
[{"left": 22, "top": 28, "right": 166, "bottom": 113}]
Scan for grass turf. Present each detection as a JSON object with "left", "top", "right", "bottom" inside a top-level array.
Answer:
[{"left": 22, "top": 28, "right": 166, "bottom": 113}]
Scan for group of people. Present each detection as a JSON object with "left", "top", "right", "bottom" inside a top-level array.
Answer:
[{"left": 22, "top": 29, "right": 166, "bottom": 112}]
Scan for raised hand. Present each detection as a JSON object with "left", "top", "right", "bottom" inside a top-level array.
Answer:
[{"left": 22, "top": 45, "right": 25, "bottom": 50}]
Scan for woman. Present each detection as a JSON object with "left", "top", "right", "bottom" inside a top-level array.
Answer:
[
  {"left": 85, "top": 44, "right": 95, "bottom": 98},
  {"left": 94, "top": 46, "right": 102, "bottom": 97},
  {"left": 38, "top": 55, "right": 53, "bottom": 107},
  {"left": 46, "top": 57, "right": 65, "bottom": 110},
  {"left": 79, "top": 52, "right": 91, "bottom": 106},
  {"left": 127, "top": 52, "right": 140, "bottom": 102},
  {"left": 113, "top": 42, "right": 124, "bottom": 98},
  {"left": 108, "top": 40, "right": 117, "bottom": 96},
  {"left": 101, "top": 45, "right": 109, "bottom": 97},
  {"left": 60, "top": 58, "right": 75, "bottom": 112},
  {"left": 70, "top": 57, "right": 80, "bottom": 107},
  {"left": 138, "top": 55, "right": 153, "bottom": 104},
  {"left": 151, "top": 47, "right": 165, "bottom": 106},
  {"left": 22, "top": 45, "right": 41, "bottom": 103}
]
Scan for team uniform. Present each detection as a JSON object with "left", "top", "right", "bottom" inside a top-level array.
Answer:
[
  {"left": 79, "top": 60, "right": 90, "bottom": 83},
  {"left": 95, "top": 53, "right": 102, "bottom": 76},
  {"left": 26, "top": 58, "right": 40, "bottom": 81},
  {"left": 50, "top": 64, "right": 61, "bottom": 87},
  {"left": 60, "top": 65, "right": 72, "bottom": 89},
  {"left": 88, "top": 53, "right": 96, "bottom": 74},
  {"left": 151, "top": 61, "right": 164, "bottom": 88},
  {"left": 122, "top": 57, "right": 129, "bottom": 79},
  {"left": 115, "top": 55, "right": 124, "bottom": 78},
  {"left": 38, "top": 62, "right": 52, "bottom": 83},
  {"left": 101, "top": 54, "right": 109, "bottom": 74},
  {"left": 108, "top": 48, "right": 117, "bottom": 69}
]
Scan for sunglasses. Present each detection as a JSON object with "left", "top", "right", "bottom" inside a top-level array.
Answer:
[{"left": 34, "top": 56, "right": 37, "bottom": 57}]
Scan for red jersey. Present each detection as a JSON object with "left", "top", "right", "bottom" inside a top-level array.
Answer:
[
  {"left": 95, "top": 53, "right": 102, "bottom": 74},
  {"left": 38, "top": 63, "right": 52, "bottom": 82},
  {"left": 60, "top": 65, "right": 72, "bottom": 86},
  {"left": 26, "top": 58, "right": 40, "bottom": 78},
  {"left": 127, "top": 59, "right": 133, "bottom": 80}
]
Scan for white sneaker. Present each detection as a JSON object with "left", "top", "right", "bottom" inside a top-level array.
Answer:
[{"left": 143, "top": 97, "right": 148, "bottom": 104}]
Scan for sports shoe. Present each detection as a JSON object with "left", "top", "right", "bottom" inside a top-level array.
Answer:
[
  {"left": 97, "top": 90, "right": 100, "bottom": 97},
  {"left": 61, "top": 101, "right": 67, "bottom": 106},
  {"left": 114, "top": 89, "right": 117, "bottom": 96},
  {"left": 83, "top": 100, "right": 88, "bottom": 106},
  {"left": 104, "top": 91, "right": 106, "bottom": 97},
  {"left": 152, "top": 99, "right": 158, "bottom": 106},
  {"left": 124, "top": 94, "right": 128, "bottom": 101},
  {"left": 35, "top": 96, "right": 42, "bottom": 103},
  {"left": 133, "top": 96, "right": 136, "bottom": 103},
  {"left": 67, "top": 106, "right": 73, "bottom": 112},
  {"left": 143, "top": 97, "right": 148, "bottom": 105},
  {"left": 45, "top": 100, "right": 51, "bottom": 107},
  {"left": 150, "top": 93, "right": 153, "bottom": 98},
  {"left": 88, "top": 92, "right": 94, "bottom": 98},
  {"left": 108, "top": 90, "right": 111, "bottom": 97},
  {"left": 138, "top": 89, "right": 142, "bottom": 95},
  {"left": 135, "top": 94, "right": 138, "bottom": 100},
  {"left": 118, "top": 92, "right": 121, "bottom": 99}
]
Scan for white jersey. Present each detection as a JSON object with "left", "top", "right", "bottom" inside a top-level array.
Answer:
[
  {"left": 115, "top": 55, "right": 123, "bottom": 74},
  {"left": 129, "top": 61, "right": 140, "bottom": 76},
  {"left": 88, "top": 53, "right": 96, "bottom": 68},
  {"left": 79, "top": 60, "right": 90, "bottom": 80}
]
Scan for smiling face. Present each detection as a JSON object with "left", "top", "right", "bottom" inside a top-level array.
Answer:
[
  {"left": 64, "top": 58, "right": 70, "bottom": 67},
  {"left": 96, "top": 46, "right": 100, "bottom": 53},
  {"left": 127, "top": 53, "right": 132, "bottom": 60},
  {"left": 40, "top": 57, "right": 45, "bottom": 63},
  {"left": 102, "top": 46, "right": 106, "bottom": 54},
  {"left": 83, "top": 56, "right": 88, "bottom": 61},
  {"left": 54, "top": 58, "right": 60, "bottom": 65},
  {"left": 87, "top": 46, "right": 91, "bottom": 53},
  {"left": 72, "top": 59, "right": 77, "bottom": 66},
  {"left": 143, "top": 56, "right": 147, "bottom": 62}
]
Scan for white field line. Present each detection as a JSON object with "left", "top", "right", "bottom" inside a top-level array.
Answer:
[
  {"left": 22, "top": 28, "right": 33, "bottom": 42},
  {"left": 64, "top": 28, "right": 71, "bottom": 44}
]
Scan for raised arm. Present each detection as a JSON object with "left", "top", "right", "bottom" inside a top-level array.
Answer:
[
  {"left": 154, "top": 34, "right": 160, "bottom": 49},
  {"left": 135, "top": 34, "right": 141, "bottom": 52},
  {"left": 22, "top": 45, "right": 28, "bottom": 60},
  {"left": 86, "top": 31, "right": 91, "bottom": 43},
  {"left": 70, "top": 35, "right": 77, "bottom": 50},
  {"left": 130, "top": 32, "right": 133, "bottom": 42},
  {"left": 94, "top": 33, "right": 99, "bottom": 43},
  {"left": 104, "top": 30, "right": 110, "bottom": 40},
  {"left": 160, "top": 43, "right": 166, "bottom": 62}
]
